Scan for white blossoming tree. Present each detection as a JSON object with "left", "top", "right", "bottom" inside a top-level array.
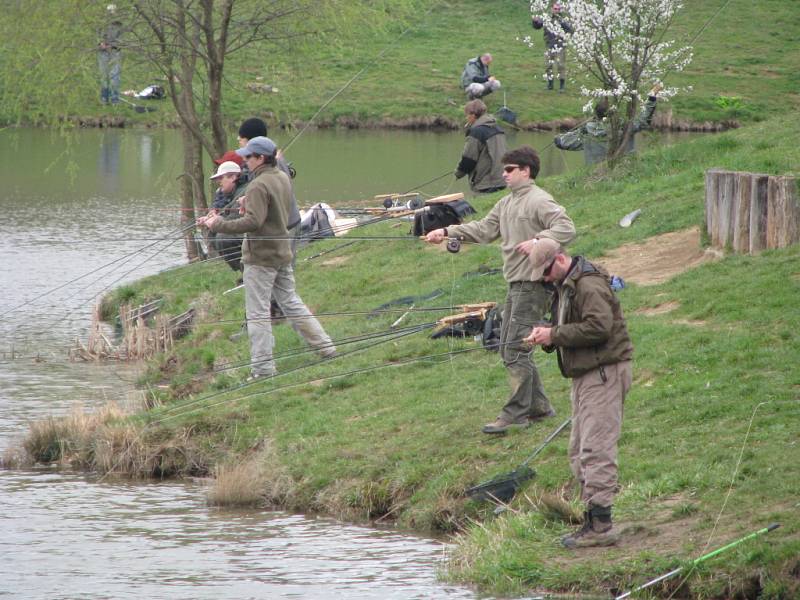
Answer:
[{"left": 525, "top": 0, "right": 693, "bottom": 163}]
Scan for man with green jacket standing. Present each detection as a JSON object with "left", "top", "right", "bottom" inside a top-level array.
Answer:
[
  {"left": 426, "top": 145, "right": 576, "bottom": 434},
  {"left": 455, "top": 100, "right": 506, "bottom": 194},
  {"left": 198, "top": 137, "right": 336, "bottom": 379},
  {"left": 524, "top": 238, "right": 633, "bottom": 548}
]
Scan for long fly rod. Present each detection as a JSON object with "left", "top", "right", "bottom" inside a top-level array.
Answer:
[
  {"left": 0, "top": 221, "right": 196, "bottom": 320},
  {"left": 615, "top": 523, "right": 780, "bottom": 600}
]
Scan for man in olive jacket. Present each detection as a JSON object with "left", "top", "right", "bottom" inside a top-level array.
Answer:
[
  {"left": 524, "top": 238, "right": 633, "bottom": 549},
  {"left": 198, "top": 137, "right": 335, "bottom": 379},
  {"left": 455, "top": 99, "right": 506, "bottom": 194},
  {"left": 426, "top": 145, "right": 576, "bottom": 434}
]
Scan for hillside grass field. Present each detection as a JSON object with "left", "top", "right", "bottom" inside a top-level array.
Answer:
[
  {"left": 17, "top": 114, "right": 793, "bottom": 598},
  {"left": 2, "top": 0, "right": 799, "bottom": 130}
]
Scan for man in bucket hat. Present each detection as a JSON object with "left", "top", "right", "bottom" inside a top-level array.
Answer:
[
  {"left": 522, "top": 238, "right": 633, "bottom": 548},
  {"left": 198, "top": 137, "right": 336, "bottom": 379}
]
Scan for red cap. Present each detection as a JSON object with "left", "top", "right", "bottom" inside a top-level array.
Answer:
[{"left": 213, "top": 150, "right": 244, "bottom": 166}]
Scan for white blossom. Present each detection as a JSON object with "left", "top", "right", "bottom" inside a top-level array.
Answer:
[{"left": 528, "top": 0, "right": 693, "bottom": 111}]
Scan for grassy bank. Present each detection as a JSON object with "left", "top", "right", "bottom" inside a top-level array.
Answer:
[
  {"left": 2, "top": 0, "right": 799, "bottom": 130},
  {"left": 16, "top": 114, "right": 800, "bottom": 597}
]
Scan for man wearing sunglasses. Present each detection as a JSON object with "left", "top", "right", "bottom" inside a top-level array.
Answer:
[
  {"left": 425, "top": 145, "right": 576, "bottom": 434},
  {"left": 198, "top": 136, "right": 336, "bottom": 380},
  {"left": 524, "top": 238, "right": 633, "bottom": 548}
]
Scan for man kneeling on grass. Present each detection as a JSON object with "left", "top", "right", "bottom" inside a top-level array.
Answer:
[{"left": 523, "top": 238, "right": 633, "bottom": 548}]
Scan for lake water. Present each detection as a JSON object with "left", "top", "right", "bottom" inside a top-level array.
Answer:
[{"left": 0, "top": 126, "right": 688, "bottom": 599}]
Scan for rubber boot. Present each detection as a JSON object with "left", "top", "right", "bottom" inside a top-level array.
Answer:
[
  {"left": 562, "top": 505, "right": 620, "bottom": 549},
  {"left": 100, "top": 87, "right": 109, "bottom": 105},
  {"left": 559, "top": 78, "right": 565, "bottom": 93},
  {"left": 547, "top": 79, "right": 554, "bottom": 91}
]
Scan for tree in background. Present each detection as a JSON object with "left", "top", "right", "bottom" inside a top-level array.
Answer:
[{"left": 525, "top": 0, "right": 693, "bottom": 163}]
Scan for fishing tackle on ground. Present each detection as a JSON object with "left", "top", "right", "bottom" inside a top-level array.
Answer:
[
  {"left": 465, "top": 418, "right": 572, "bottom": 504},
  {"left": 446, "top": 238, "right": 461, "bottom": 253}
]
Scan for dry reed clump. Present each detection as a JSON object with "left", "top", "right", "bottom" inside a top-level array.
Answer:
[
  {"left": 523, "top": 487, "right": 583, "bottom": 524},
  {"left": 206, "top": 441, "right": 293, "bottom": 507},
  {"left": 21, "top": 402, "right": 128, "bottom": 467},
  {"left": 95, "top": 424, "right": 211, "bottom": 479}
]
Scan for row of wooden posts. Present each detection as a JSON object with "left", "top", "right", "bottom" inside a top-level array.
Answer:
[{"left": 705, "top": 169, "right": 799, "bottom": 254}]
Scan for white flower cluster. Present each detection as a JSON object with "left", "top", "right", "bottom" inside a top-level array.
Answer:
[{"left": 528, "top": 0, "right": 692, "bottom": 110}]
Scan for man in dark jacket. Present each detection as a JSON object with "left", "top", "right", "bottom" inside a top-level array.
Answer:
[
  {"left": 554, "top": 84, "right": 662, "bottom": 164},
  {"left": 523, "top": 238, "right": 633, "bottom": 548},
  {"left": 455, "top": 100, "right": 506, "bottom": 194},
  {"left": 198, "top": 137, "right": 336, "bottom": 379},
  {"left": 460, "top": 53, "right": 501, "bottom": 100}
]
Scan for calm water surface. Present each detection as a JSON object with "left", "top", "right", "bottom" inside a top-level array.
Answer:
[{"left": 0, "top": 126, "right": 684, "bottom": 598}]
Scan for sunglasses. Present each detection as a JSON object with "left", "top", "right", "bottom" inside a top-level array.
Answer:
[
  {"left": 503, "top": 164, "right": 521, "bottom": 173},
  {"left": 542, "top": 257, "right": 557, "bottom": 277}
]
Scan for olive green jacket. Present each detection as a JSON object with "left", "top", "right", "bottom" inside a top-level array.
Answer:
[
  {"left": 550, "top": 257, "right": 634, "bottom": 378},
  {"left": 210, "top": 163, "right": 292, "bottom": 268},
  {"left": 447, "top": 180, "right": 576, "bottom": 282},
  {"left": 454, "top": 113, "right": 507, "bottom": 192}
]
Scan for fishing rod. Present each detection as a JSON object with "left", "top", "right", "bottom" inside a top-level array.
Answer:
[
  {"left": 149, "top": 321, "right": 436, "bottom": 424},
  {"left": 158, "top": 335, "right": 530, "bottom": 429},
  {"left": 0, "top": 221, "right": 197, "bottom": 320},
  {"left": 615, "top": 523, "right": 780, "bottom": 600},
  {"left": 212, "top": 321, "right": 435, "bottom": 374},
  {"left": 282, "top": 2, "right": 443, "bottom": 154},
  {"left": 198, "top": 305, "right": 466, "bottom": 326}
]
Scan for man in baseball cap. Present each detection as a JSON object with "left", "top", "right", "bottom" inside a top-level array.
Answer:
[
  {"left": 198, "top": 135, "right": 335, "bottom": 379},
  {"left": 524, "top": 239, "right": 633, "bottom": 549},
  {"left": 235, "top": 135, "right": 277, "bottom": 159}
]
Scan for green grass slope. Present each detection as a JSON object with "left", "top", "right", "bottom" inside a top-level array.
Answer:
[
  {"left": 4, "top": 0, "right": 798, "bottom": 129},
  {"left": 95, "top": 115, "right": 800, "bottom": 598}
]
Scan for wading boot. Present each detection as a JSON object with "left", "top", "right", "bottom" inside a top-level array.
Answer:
[{"left": 562, "top": 505, "right": 620, "bottom": 549}]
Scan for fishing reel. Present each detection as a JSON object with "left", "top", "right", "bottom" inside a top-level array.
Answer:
[
  {"left": 446, "top": 237, "right": 461, "bottom": 254},
  {"left": 382, "top": 194, "right": 425, "bottom": 210}
]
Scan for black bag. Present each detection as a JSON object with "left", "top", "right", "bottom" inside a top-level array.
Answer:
[
  {"left": 482, "top": 307, "right": 502, "bottom": 351},
  {"left": 412, "top": 200, "right": 476, "bottom": 236}
]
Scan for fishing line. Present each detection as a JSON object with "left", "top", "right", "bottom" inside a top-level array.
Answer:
[
  {"left": 198, "top": 305, "right": 474, "bottom": 326},
  {"left": 0, "top": 221, "right": 196, "bottom": 321},
  {"left": 141, "top": 322, "right": 435, "bottom": 426},
  {"left": 212, "top": 321, "right": 436, "bottom": 374},
  {"left": 153, "top": 334, "right": 525, "bottom": 429},
  {"left": 661, "top": 400, "right": 771, "bottom": 600},
  {"left": 282, "top": 2, "right": 443, "bottom": 154}
]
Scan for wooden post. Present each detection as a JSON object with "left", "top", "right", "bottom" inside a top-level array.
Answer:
[
  {"left": 706, "top": 169, "right": 798, "bottom": 254},
  {"left": 732, "top": 172, "right": 751, "bottom": 254},
  {"left": 748, "top": 174, "right": 769, "bottom": 253}
]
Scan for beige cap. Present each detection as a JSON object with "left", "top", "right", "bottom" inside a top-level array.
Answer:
[
  {"left": 528, "top": 238, "right": 562, "bottom": 280},
  {"left": 210, "top": 161, "right": 241, "bottom": 180}
]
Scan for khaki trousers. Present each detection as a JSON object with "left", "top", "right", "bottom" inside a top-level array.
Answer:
[
  {"left": 498, "top": 281, "right": 552, "bottom": 422},
  {"left": 244, "top": 264, "right": 334, "bottom": 376},
  {"left": 568, "top": 360, "right": 632, "bottom": 508}
]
